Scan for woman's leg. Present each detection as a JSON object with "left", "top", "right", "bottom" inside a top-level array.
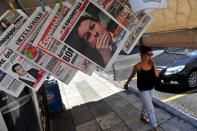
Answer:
[{"left": 139, "top": 90, "right": 157, "bottom": 127}]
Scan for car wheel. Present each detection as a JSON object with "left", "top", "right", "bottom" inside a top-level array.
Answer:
[{"left": 188, "top": 70, "right": 197, "bottom": 88}]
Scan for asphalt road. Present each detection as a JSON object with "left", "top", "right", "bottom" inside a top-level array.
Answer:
[{"left": 105, "top": 51, "right": 197, "bottom": 120}]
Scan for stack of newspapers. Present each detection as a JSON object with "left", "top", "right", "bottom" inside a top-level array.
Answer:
[{"left": 0, "top": 0, "right": 167, "bottom": 97}]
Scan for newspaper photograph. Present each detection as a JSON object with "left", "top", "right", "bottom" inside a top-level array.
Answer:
[
  {"left": 128, "top": 0, "right": 168, "bottom": 13},
  {"left": 33, "top": 2, "right": 95, "bottom": 75},
  {"left": 54, "top": 0, "right": 130, "bottom": 70},
  {"left": 8, "top": 7, "right": 77, "bottom": 84},
  {"left": 0, "top": 48, "right": 47, "bottom": 91},
  {"left": 0, "top": 70, "right": 24, "bottom": 97},
  {"left": 122, "top": 13, "right": 152, "bottom": 54},
  {"left": 0, "top": 9, "right": 28, "bottom": 54}
]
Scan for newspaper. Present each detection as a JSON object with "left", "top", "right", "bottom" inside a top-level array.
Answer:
[
  {"left": 0, "top": 112, "right": 8, "bottom": 131},
  {"left": 0, "top": 70, "right": 24, "bottom": 97},
  {"left": 0, "top": 10, "right": 28, "bottom": 54},
  {"left": 8, "top": 7, "right": 77, "bottom": 84},
  {"left": 92, "top": 0, "right": 139, "bottom": 31},
  {"left": 33, "top": 2, "right": 95, "bottom": 75},
  {"left": 0, "top": 10, "right": 28, "bottom": 97},
  {"left": 0, "top": 9, "right": 48, "bottom": 92},
  {"left": 53, "top": 0, "right": 130, "bottom": 70},
  {"left": 91, "top": 0, "right": 153, "bottom": 54},
  {"left": 128, "top": 0, "right": 168, "bottom": 13},
  {"left": 0, "top": 48, "right": 48, "bottom": 91},
  {"left": 122, "top": 13, "right": 153, "bottom": 54}
]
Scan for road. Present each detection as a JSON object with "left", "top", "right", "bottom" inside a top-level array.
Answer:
[{"left": 105, "top": 51, "right": 197, "bottom": 120}]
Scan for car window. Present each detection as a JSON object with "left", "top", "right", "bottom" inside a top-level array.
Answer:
[
  {"left": 166, "top": 48, "right": 195, "bottom": 55},
  {"left": 188, "top": 50, "right": 197, "bottom": 56}
]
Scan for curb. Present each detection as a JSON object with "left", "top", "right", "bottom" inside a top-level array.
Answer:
[
  {"left": 95, "top": 71, "right": 197, "bottom": 128},
  {"left": 128, "top": 87, "right": 197, "bottom": 128}
]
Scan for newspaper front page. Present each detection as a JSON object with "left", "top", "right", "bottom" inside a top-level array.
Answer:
[
  {"left": 0, "top": 10, "right": 28, "bottom": 97},
  {"left": 128, "top": 0, "right": 168, "bottom": 13},
  {"left": 0, "top": 48, "right": 47, "bottom": 91},
  {"left": 92, "top": 0, "right": 153, "bottom": 54},
  {"left": 33, "top": 2, "right": 95, "bottom": 75},
  {"left": 92, "top": 0, "right": 139, "bottom": 31},
  {"left": 54, "top": 0, "right": 130, "bottom": 70},
  {"left": 8, "top": 7, "right": 77, "bottom": 84},
  {"left": 122, "top": 13, "right": 152, "bottom": 54},
  {"left": 0, "top": 10, "right": 28, "bottom": 54}
]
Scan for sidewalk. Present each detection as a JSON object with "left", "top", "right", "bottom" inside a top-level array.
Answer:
[{"left": 51, "top": 71, "right": 197, "bottom": 131}]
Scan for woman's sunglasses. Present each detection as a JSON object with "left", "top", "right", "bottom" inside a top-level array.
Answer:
[{"left": 147, "top": 53, "right": 153, "bottom": 56}]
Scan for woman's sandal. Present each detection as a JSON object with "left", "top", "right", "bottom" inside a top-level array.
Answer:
[
  {"left": 153, "top": 127, "right": 159, "bottom": 131},
  {"left": 140, "top": 114, "right": 150, "bottom": 123}
]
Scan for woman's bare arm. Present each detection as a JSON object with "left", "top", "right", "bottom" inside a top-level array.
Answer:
[{"left": 124, "top": 64, "right": 138, "bottom": 89}]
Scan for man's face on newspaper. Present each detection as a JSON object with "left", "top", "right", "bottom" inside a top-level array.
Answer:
[
  {"left": 15, "top": 65, "right": 27, "bottom": 76},
  {"left": 77, "top": 19, "right": 112, "bottom": 48}
]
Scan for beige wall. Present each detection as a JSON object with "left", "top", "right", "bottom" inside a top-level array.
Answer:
[{"left": 142, "top": 28, "right": 197, "bottom": 49}]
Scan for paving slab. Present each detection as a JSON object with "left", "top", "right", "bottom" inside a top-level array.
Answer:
[
  {"left": 154, "top": 107, "right": 173, "bottom": 125},
  {"left": 160, "top": 117, "right": 197, "bottom": 131},
  {"left": 105, "top": 95, "right": 129, "bottom": 110},
  {"left": 87, "top": 100, "right": 113, "bottom": 118},
  {"left": 96, "top": 112, "right": 123, "bottom": 130},
  {"left": 103, "top": 123, "right": 132, "bottom": 131},
  {"left": 70, "top": 105, "right": 94, "bottom": 126},
  {"left": 52, "top": 110, "right": 76, "bottom": 131},
  {"left": 76, "top": 120, "right": 102, "bottom": 131}
]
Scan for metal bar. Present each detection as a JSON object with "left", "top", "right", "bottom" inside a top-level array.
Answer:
[{"left": 112, "top": 63, "right": 116, "bottom": 81}]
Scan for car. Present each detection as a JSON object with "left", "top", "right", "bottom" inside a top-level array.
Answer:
[{"left": 154, "top": 48, "right": 197, "bottom": 88}]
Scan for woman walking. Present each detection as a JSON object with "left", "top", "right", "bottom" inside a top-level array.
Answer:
[{"left": 124, "top": 45, "right": 160, "bottom": 131}]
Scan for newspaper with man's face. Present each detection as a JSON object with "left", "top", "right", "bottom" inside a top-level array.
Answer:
[
  {"left": 0, "top": 48, "right": 48, "bottom": 91},
  {"left": 33, "top": 2, "right": 95, "bottom": 75},
  {"left": 0, "top": 10, "right": 28, "bottom": 97},
  {"left": 7, "top": 7, "right": 77, "bottom": 84},
  {"left": 53, "top": 0, "right": 130, "bottom": 70}
]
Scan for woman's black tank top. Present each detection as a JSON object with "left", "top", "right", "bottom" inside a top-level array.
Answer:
[{"left": 137, "top": 64, "right": 156, "bottom": 91}]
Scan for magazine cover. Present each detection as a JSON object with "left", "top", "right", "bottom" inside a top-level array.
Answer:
[
  {"left": 0, "top": 48, "right": 47, "bottom": 91},
  {"left": 33, "top": 2, "right": 95, "bottom": 75},
  {"left": 54, "top": 0, "right": 130, "bottom": 70},
  {"left": 128, "top": 0, "right": 168, "bottom": 13},
  {"left": 122, "top": 13, "right": 152, "bottom": 54},
  {"left": 7, "top": 7, "right": 77, "bottom": 84},
  {"left": 0, "top": 9, "right": 28, "bottom": 97}
]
